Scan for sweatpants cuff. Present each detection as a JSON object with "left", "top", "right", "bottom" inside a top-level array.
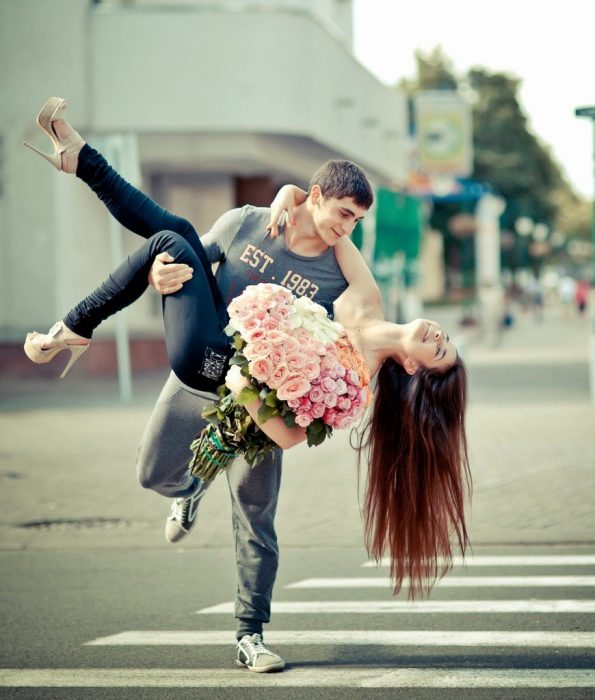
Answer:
[{"left": 236, "top": 619, "right": 264, "bottom": 640}]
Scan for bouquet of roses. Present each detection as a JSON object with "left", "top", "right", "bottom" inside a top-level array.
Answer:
[{"left": 189, "top": 283, "right": 370, "bottom": 481}]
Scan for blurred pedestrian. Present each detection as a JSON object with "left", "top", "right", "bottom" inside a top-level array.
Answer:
[
  {"left": 576, "top": 279, "right": 589, "bottom": 316},
  {"left": 527, "top": 276, "right": 544, "bottom": 323},
  {"left": 558, "top": 275, "right": 576, "bottom": 320}
]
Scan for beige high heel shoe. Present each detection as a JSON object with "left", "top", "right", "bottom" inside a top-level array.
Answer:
[
  {"left": 23, "top": 96, "right": 85, "bottom": 173},
  {"left": 24, "top": 322, "right": 90, "bottom": 379}
]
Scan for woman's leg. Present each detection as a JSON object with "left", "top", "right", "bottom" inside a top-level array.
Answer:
[
  {"left": 63, "top": 230, "right": 230, "bottom": 393},
  {"left": 76, "top": 144, "right": 224, "bottom": 319},
  {"left": 76, "top": 144, "right": 195, "bottom": 243}
]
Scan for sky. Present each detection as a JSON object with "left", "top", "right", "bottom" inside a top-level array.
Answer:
[{"left": 352, "top": 0, "right": 594, "bottom": 199}]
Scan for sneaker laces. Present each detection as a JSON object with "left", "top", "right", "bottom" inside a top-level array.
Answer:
[
  {"left": 168, "top": 497, "right": 189, "bottom": 522},
  {"left": 242, "top": 634, "right": 268, "bottom": 658}
]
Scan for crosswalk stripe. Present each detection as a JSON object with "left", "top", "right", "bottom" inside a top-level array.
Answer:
[
  {"left": 197, "top": 600, "right": 595, "bottom": 614},
  {"left": 287, "top": 576, "right": 595, "bottom": 588},
  {"left": 84, "top": 630, "right": 595, "bottom": 647},
  {"left": 364, "top": 555, "right": 595, "bottom": 567},
  {"left": 2, "top": 668, "right": 595, "bottom": 688}
]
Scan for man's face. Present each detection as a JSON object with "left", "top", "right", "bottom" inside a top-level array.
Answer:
[{"left": 310, "top": 188, "right": 367, "bottom": 247}]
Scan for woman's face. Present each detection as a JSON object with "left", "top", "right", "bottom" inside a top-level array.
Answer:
[{"left": 401, "top": 318, "right": 457, "bottom": 373}]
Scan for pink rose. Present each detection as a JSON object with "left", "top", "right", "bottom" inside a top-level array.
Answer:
[
  {"left": 299, "top": 397, "right": 313, "bottom": 411},
  {"left": 269, "top": 363, "right": 289, "bottom": 389},
  {"left": 286, "top": 352, "right": 306, "bottom": 372},
  {"left": 263, "top": 318, "right": 281, "bottom": 331},
  {"left": 323, "top": 392, "right": 338, "bottom": 408},
  {"left": 335, "top": 414, "right": 354, "bottom": 429},
  {"left": 228, "top": 304, "right": 253, "bottom": 321},
  {"left": 321, "top": 354, "right": 339, "bottom": 372},
  {"left": 249, "top": 358, "right": 273, "bottom": 383},
  {"left": 334, "top": 364, "right": 347, "bottom": 378},
  {"left": 324, "top": 408, "right": 338, "bottom": 425},
  {"left": 245, "top": 328, "right": 266, "bottom": 343},
  {"left": 347, "top": 369, "right": 360, "bottom": 385},
  {"left": 346, "top": 385, "right": 358, "bottom": 399},
  {"left": 268, "top": 347, "right": 286, "bottom": 366},
  {"left": 312, "top": 340, "right": 327, "bottom": 355},
  {"left": 295, "top": 414, "right": 313, "bottom": 427},
  {"left": 321, "top": 376, "right": 337, "bottom": 392},
  {"left": 337, "top": 397, "right": 352, "bottom": 412},
  {"left": 270, "top": 306, "right": 291, "bottom": 320},
  {"left": 302, "top": 361, "right": 321, "bottom": 381},
  {"left": 334, "top": 378, "right": 348, "bottom": 395},
  {"left": 309, "top": 386, "right": 325, "bottom": 403},
  {"left": 266, "top": 329, "right": 287, "bottom": 346},
  {"left": 286, "top": 397, "right": 300, "bottom": 409},
  {"left": 281, "top": 336, "right": 300, "bottom": 354},
  {"left": 250, "top": 339, "right": 273, "bottom": 358},
  {"left": 311, "top": 402, "right": 326, "bottom": 419},
  {"left": 277, "top": 375, "right": 311, "bottom": 401},
  {"left": 243, "top": 318, "right": 262, "bottom": 332}
]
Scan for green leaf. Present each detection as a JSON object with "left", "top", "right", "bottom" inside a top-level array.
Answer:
[
  {"left": 257, "top": 404, "right": 279, "bottom": 423},
  {"left": 232, "top": 334, "right": 245, "bottom": 351},
  {"left": 264, "top": 390, "right": 278, "bottom": 408},
  {"left": 235, "top": 386, "right": 260, "bottom": 405},
  {"left": 245, "top": 445, "right": 259, "bottom": 466},
  {"left": 283, "top": 412, "right": 297, "bottom": 428},
  {"left": 306, "top": 420, "right": 326, "bottom": 447},
  {"left": 201, "top": 405, "right": 219, "bottom": 419},
  {"left": 230, "top": 355, "right": 249, "bottom": 367}
]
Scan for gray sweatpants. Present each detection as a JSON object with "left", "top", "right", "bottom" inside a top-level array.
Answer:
[{"left": 135, "top": 372, "right": 282, "bottom": 633}]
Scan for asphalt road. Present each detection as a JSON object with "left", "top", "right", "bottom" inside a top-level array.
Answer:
[
  {"left": 2, "top": 545, "right": 595, "bottom": 699},
  {"left": 1, "top": 307, "right": 594, "bottom": 697}
]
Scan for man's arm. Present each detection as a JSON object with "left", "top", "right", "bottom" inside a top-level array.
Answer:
[{"left": 332, "top": 237, "right": 384, "bottom": 325}]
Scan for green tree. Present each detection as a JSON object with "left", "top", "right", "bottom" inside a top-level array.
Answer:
[{"left": 399, "top": 48, "right": 591, "bottom": 288}]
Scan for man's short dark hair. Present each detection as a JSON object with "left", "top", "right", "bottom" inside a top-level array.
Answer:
[{"left": 308, "top": 159, "right": 374, "bottom": 210}]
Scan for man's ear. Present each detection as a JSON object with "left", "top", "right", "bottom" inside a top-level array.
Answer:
[
  {"left": 403, "top": 357, "right": 418, "bottom": 376},
  {"left": 310, "top": 184, "right": 322, "bottom": 204}
]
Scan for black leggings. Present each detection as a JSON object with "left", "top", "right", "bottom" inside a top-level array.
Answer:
[{"left": 63, "top": 145, "right": 231, "bottom": 393}]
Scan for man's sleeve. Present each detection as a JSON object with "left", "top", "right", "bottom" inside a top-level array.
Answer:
[{"left": 200, "top": 207, "right": 246, "bottom": 263}]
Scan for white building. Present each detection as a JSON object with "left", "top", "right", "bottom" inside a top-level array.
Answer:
[{"left": 0, "top": 0, "right": 408, "bottom": 375}]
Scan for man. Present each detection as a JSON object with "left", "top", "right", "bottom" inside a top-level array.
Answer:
[{"left": 141, "top": 160, "right": 376, "bottom": 672}]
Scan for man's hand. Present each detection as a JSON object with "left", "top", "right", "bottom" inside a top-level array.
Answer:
[{"left": 148, "top": 252, "right": 193, "bottom": 295}]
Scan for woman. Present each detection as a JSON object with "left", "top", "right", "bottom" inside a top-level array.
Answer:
[{"left": 23, "top": 97, "right": 470, "bottom": 597}]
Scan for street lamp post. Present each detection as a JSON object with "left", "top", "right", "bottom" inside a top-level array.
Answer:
[{"left": 575, "top": 106, "right": 595, "bottom": 402}]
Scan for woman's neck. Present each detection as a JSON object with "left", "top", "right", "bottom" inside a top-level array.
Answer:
[{"left": 345, "top": 320, "right": 405, "bottom": 378}]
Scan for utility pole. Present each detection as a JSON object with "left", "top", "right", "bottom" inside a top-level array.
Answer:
[{"left": 575, "top": 106, "right": 595, "bottom": 402}]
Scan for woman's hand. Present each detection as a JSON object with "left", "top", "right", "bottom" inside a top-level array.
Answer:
[
  {"left": 267, "top": 185, "right": 307, "bottom": 238},
  {"left": 225, "top": 365, "right": 251, "bottom": 395}
]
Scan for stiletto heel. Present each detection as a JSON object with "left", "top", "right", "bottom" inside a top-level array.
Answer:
[
  {"left": 23, "top": 96, "right": 85, "bottom": 174},
  {"left": 23, "top": 140, "right": 61, "bottom": 170},
  {"left": 59, "top": 344, "right": 89, "bottom": 379},
  {"left": 24, "top": 321, "right": 90, "bottom": 379}
]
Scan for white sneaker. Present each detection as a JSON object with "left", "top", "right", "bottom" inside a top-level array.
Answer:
[
  {"left": 236, "top": 634, "right": 285, "bottom": 673},
  {"left": 164, "top": 490, "right": 203, "bottom": 543}
]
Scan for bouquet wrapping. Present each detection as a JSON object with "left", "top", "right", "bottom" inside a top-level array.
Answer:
[{"left": 189, "top": 283, "right": 370, "bottom": 481}]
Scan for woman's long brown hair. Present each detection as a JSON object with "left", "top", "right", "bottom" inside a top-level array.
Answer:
[{"left": 357, "top": 356, "right": 471, "bottom": 598}]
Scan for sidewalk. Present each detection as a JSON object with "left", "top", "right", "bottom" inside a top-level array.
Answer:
[{"left": 0, "top": 303, "right": 593, "bottom": 551}]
